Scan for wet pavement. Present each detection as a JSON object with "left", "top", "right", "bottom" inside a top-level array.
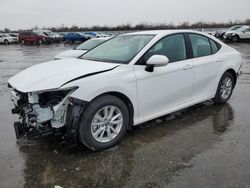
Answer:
[{"left": 0, "top": 42, "right": 250, "bottom": 188}]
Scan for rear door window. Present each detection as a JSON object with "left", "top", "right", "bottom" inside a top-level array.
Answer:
[
  {"left": 210, "top": 39, "right": 220, "bottom": 54},
  {"left": 189, "top": 34, "right": 212, "bottom": 58}
]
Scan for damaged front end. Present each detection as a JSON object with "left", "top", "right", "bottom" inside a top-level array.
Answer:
[{"left": 9, "top": 86, "right": 80, "bottom": 141}]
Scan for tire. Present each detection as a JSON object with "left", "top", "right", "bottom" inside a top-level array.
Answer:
[
  {"left": 38, "top": 40, "right": 43, "bottom": 44},
  {"left": 21, "top": 40, "right": 25, "bottom": 45},
  {"left": 78, "top": 95, "right": 129, "bottom": 151},
  {"left": 4, "top": 39, "right": 9, "bottom": 45},
  {"left": 213, "top": 72, "right": 235, "bottom": 104},
  {"left": 231, "top": 35, "right": 239, "bottom": 43}
]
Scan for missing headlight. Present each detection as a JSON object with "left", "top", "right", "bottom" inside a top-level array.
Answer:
[{"left": 38, "top": 90, "right": 71, "bottom": 107}]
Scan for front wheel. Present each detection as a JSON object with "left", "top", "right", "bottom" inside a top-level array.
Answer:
[
  {"left": 78, "top": 95, "right": 129, "bottom": 151},
  {"left": 4, "top": 39, "right": 9, "bottom": 45},
  {"left": 231, "top": 35, "right": 239, "bottom": 42},
  {"left": 213, "top": 72, "right": 235, "bottom": 104}
]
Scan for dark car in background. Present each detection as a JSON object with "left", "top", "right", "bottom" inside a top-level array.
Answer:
[
  {"left": 18, "top": 31, "right": 50, "bottom": 44},
  {"left": 63, "top": 32, "right": 88, "bottom": 43}
]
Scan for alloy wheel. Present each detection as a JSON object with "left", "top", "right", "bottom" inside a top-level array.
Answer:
[
  {"left": 91, "top": 105, "right": 123, "bottom": 143},
  {"left": 220, "top": 76, "right": 233, "bottom": 100}
]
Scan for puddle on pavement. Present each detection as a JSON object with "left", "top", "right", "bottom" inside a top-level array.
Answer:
[{"left": 16, "top": 102, "right": 234, "bottom": 188}]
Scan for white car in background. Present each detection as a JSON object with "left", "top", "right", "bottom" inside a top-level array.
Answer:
[
  {"left": 224, "top": 25, "right": 250, "bottom": 42},
  {"left": 215, "top": 25, "right": 243, "bottom": 39},
  {"left": 0, "top": 33, "right": 17, "bottom": 44},
  {"left": 9, "top": 30, "right": 242, "bottom": 151},
  {"left": 34, "top": 30, "right": 61, "bottom": 42},
  {"left": 54, "top": 37, "right": 110, "bottom": 60}
]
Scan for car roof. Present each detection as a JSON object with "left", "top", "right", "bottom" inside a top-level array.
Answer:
[{"left": 121, "top": 30, "right": 209, "bottom": 37}]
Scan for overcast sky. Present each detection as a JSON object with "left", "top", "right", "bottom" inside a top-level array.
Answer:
[{"left": 0, "top": 0, "right": 250, "bottom": 30}]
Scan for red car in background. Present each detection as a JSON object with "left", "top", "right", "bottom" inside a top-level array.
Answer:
[{"left": 18, "top": 31, "right": 51, "bottom": 44}]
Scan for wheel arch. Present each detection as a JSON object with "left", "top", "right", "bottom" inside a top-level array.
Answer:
[
  {"left": 91, "top": 91, "right": 134, "bottom": 131},
  {"left": 233, "top": 34, "right": 240, "bottom": 40},
  {"left": 225, "top": 68, "right": 237, "bottom": 88}
]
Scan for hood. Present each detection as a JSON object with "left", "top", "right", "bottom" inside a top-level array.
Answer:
[
  {"left": 8, "top": 58, "right": 119, "bottom": 92},
  {"left": 55, "top": 49, "right": 87, "bottom": 59},
  {"left": 225, "top": 30, "right": 239, "bottom": 35}
]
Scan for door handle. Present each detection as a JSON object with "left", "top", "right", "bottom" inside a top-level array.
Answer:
[
  {"left": 216, "top": 58, "right": 224, "bottom": 63},
  {"left": 183, "top": 64, "right": 193, "bottom": 70}
]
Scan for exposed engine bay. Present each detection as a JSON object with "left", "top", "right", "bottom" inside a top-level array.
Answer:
[{"left": 10, "top": 87, "right": 75, "bottom": 139}]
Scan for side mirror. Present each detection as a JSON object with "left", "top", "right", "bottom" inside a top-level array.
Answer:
[{"left": 145, "top": 55, "right": 169, "bottom": 72}]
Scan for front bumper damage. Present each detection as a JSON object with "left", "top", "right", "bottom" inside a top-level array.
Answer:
[{"left": 9, "top": 86, "right": 83, "bottom": 144}]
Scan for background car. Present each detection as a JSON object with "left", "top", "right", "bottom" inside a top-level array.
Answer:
[
  {"left": 83, "top": 32, "right": 109, "bottom": 39},
  {"left": 63, "top": 32, "right": 88, "bottom": 43},
  {"left": 33, "top": 30, "right": 53, "bottom": 43},
  {"left": 215, "top": 25, "right": 243, "bottom": 39},
  {"left": 18, "top": 31, "right": 50, "bottom": 44},
  {"left": 223, "top": 25, "right": 250, "bottom": 42},
  {"left": 34, "top": 30, "right": 61, "bottom": 43},
  {"left": 54, "top": 37, "right": 111, "bottom": 60},
  {"left": 0, "top": 33, "right": 17, "bottom": 44}
]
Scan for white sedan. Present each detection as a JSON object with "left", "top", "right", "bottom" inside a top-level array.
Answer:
[
  {"left": 54, "top": 37, "right": 110, "bottom": 60},
  {"left": 8, "top": 30, "right": 242, "bottom": 151},
  {"left": 224, "top": 25, "right": 250, "bottom": 42},
  {"left": 0, "top": 34, "right": 17, "bottom": 44}
]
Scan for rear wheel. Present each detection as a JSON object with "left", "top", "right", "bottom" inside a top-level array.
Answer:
[
  {"left": 78, "top": 95, "right": 129, "bottom": 151},
  {"left": 213, "top": 72, "right": 235, "bottom": 104}
]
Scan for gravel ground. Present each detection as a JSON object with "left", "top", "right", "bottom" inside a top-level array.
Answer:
[{"left": 0, "top": 42, "right": 250, "bottom": 188}]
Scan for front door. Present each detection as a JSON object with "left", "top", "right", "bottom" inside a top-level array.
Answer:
[{"left": 134, "top": 34, "right": 194, "bottom": 120}]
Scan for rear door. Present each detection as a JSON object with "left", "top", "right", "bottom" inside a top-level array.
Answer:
[
  {"left": 188, "top": 33, "right": 221, "bottom": 100},
  {"left": 134, "top": 34, "right": 194, "bottom": 119}
]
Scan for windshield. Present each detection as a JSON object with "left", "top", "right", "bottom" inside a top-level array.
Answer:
[
  {"left": 236, "top": 26, "right": 249, "bottom": 32},
  {"left": 229, "top": 26, "right": 242, "bottom": 31},
  {"left": 76, "top": 39, "right": 108, "bottom": 50},
  {"left": 82, "top": 35, "right": 154, "bottom": 64}
]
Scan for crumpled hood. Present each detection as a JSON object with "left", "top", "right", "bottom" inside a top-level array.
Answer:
[
  {"left": 8, "top": 58, "right": 119, "bottom": 92},
  {"left": 55, "top": 49, "right": 87, "bottom": 59}
]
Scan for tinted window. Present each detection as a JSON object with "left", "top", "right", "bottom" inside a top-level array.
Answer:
[
  {"left": 143, "top": 34, "right": 187, "bottom": 63},
  {"left": 189, "top": 34, "right": 212, "bottom": 58},
  {"left": 210, "top": 39, "right": 219, "bottom": 54},
  {"left": 244, "top": 28, "right": 250, "bottom": 32}
]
